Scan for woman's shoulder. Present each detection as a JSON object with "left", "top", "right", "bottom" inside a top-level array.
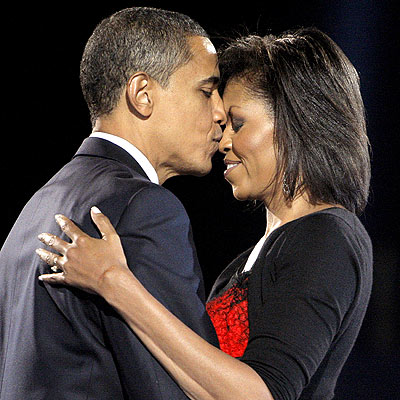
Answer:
[
  {"left": 247, "top": 207, "right": 373, "bottom": 316},
  {"left": 284, "top": 206, "right": 363, "bottom": 231},
  {"left": 274, "top": 207, "right": 371, "bottom": 254},
  {"left": 256, "top": 207, "right": 373, "bottom": 288}
]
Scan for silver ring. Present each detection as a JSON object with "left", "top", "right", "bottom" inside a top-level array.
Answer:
[
  {"left": 48, "top": 235, "right": 55, "bottom": 246},
  {"left": 51, "top": 257, "right": 59, "bottom": 272}
]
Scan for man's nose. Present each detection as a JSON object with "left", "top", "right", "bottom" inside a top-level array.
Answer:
[{"left": 213, "top": 92, "right": 227, "bottom": 126}]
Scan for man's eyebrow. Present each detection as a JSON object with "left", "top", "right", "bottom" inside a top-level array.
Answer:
[{"left": 199, "top": 76, "right": 220, "bottom": 86}]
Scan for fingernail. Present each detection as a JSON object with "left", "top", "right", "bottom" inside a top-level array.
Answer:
[
  {"left": 91, "top": 206, "right": 102, "bottom": 214},
  {"left": 36, "top": 248, "right": 45, "bottom": 257},
  {"left": 38, "top": 275, "right": 44, "bottom": 281},
  {"left": 38, "top": 233, "right": 51, "bottom": 245},
  {"left": 55, "top": 214, "right": 66, "bottom": 228}
]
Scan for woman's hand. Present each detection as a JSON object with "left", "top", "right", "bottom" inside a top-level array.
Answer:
[{"left": 36, "top": 206, "right": 129, "bottom": 295}]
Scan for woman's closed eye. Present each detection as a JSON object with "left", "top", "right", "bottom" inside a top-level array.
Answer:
[
  {"left": 231, "top": 118, "right": 244, "bottom": 133},
  {"left": 227, "top": 110, "right": 244, "bottom": 133}
]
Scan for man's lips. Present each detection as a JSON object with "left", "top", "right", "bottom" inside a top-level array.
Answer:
[
  {"left": 224, "top": 159, "right": 241, "bottom": 177},
  {"left": 214, "top": 126, "right": 223, "bottom": 142},
  {"left": 210, "top": 128, "right": 223, "bottom": 155}
]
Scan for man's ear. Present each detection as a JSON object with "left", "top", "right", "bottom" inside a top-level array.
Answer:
[{"left": 126, "top": 72, "right": 154, "bottom": 118}]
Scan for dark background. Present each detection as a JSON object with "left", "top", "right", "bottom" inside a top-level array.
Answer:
[{"left": 3, "top": 1, "right": 399, "bottom": 398}]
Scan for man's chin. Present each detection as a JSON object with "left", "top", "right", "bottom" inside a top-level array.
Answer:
[
  {"left": 170, "top": 159, "right": 213, "bottom": 179},
  {"left": 187, "top": 169, "right": 211, "bottom": 178},
  {"left": 187, "top": 161, "right": 213, "bottom": 177}
]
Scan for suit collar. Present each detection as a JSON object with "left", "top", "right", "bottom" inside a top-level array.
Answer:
[
  {"left": 73, "top": 137, "right": 149, "bottom": 180},
  {"left": 89, "top": 132, "right": 159, "bottom": 184}
]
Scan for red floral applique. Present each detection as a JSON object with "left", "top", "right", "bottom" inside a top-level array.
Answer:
[{"left": 206, "top": 283, "right": 249, "bottom": 358}]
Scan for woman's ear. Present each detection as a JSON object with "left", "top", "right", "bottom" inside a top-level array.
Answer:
[{"left": 126, "top": 72, "right": 154, "bottom": 118}]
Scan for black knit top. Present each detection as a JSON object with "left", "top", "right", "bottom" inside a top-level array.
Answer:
[{"left": 207, "top": 208, "right": 373, "bottom": 400}]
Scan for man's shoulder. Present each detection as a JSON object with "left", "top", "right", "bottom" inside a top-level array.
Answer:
[
  {"left": 122, "top": 183, "right": 189, "bottom": 224},
  {"left": 37, "top": 155, "right": 187, "bottom": 226},
  {"left": 50, "top": 154, "right": 155, "bottom": 196}
]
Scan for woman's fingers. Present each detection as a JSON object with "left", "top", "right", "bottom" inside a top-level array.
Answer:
[
  {"left": 54, "top": 214, "right": 88, "bottom": 243},
  {"left": 38, "top": 272, "right": 65, "bottom": 284},
  {"left": 35, "top": 248, "right": 64, "bottom": 272},
  {"left": 35, "top": 208, "right": 128, "bottom": 294},
  {"left": 38, "top": 233, "right": 68, "bottom": 254},
  {"left": 90, "top": 206, "right": 118, "bottom": 241},
  {"left": 38, "top": 271, "right": 97, "bottom": 295}
]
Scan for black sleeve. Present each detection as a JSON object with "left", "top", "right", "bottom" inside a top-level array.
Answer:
[{"left": 240, "top": 214, "right": 359, "bottom": 400}]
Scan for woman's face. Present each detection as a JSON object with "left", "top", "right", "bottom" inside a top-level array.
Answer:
[{"left": 219, "top": 80, "right": 279, "bottom": 203}]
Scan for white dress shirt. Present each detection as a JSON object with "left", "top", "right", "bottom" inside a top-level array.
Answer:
[{"left": 89, "top": 132, "right": 159, "bottom": 185}]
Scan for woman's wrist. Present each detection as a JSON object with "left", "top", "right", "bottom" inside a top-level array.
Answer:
[{"left": 98, "top": 264, "right": 136, "bottom": 303}]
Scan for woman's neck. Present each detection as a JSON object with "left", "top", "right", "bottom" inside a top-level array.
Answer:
[{"left": 264, "top": 194, "right": 342, "bottom": 238}]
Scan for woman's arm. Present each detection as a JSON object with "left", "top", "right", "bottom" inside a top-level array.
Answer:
[{"left": 37, "top": 208, "right": 273, "bottom": 400}]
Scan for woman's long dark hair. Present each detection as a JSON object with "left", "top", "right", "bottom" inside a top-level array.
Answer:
[{"left": 219, "top": 27, "right": 370, "bottom": 215}]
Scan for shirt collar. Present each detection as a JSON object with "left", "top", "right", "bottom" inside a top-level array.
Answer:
[{"left": 89, "top": 132, "right": 159, "bottom": 185}]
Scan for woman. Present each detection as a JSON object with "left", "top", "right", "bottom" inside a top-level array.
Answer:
[{"left": 37, "top": 27, "right": 372, "bottom": 399}]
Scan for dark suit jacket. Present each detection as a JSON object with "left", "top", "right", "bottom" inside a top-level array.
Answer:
[{"left": 0, "top": 137, "right": 218, "bottom": 399}]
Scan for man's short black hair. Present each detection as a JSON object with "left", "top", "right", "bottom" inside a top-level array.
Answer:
[{"left": 80, "top": 7, "right": 208, "bottom": 124}]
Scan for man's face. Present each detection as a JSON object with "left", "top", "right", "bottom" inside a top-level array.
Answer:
[{"left": 154, "top": 36, "right": 226, "bottom": 181}]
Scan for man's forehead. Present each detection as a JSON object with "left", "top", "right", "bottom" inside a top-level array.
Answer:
[
  {"left": 188, "top": 36, "right": 217, "bottom": 55},
  {"left": 202, "top": 37, "right": 217, "bottom": 55},
  {"left": 187, "top": 37, "right": 218, "bottom": 69},
  {"left": 171, "top": 36, "right": 219, "bottom": 85},
  {"left": 186, "top": 59, "right": 220, "bottom": 85}
]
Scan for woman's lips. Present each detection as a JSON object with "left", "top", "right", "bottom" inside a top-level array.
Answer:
[{"left": 224, "top": 160, "right": 241, "bottom": 177}]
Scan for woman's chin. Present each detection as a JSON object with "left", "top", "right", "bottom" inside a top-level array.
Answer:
[{"left": 231, "top": 187, "right": 249, "bottom": 202}]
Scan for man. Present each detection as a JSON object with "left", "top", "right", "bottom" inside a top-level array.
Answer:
[{"left": 0, "top": 7, "right": 226, "bottom": 399}]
